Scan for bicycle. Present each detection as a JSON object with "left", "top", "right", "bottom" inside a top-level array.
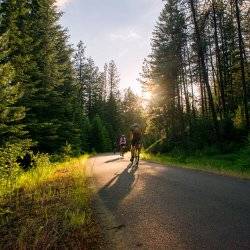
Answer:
[
  {"left": 120, "top": 144, "right": 126, "bottom": 157},
  {"left": 131, "top": 144, "right": 141, "bottom": 165}
]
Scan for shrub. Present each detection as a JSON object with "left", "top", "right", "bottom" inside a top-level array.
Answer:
[{"left": 0, "top": 140, "right": 32, "bottom": 178}]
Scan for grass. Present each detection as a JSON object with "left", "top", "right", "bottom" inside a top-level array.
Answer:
[
  {"left": 0, "top": 155, "right": 103, "bottom": 249},
  {"left": 141, "top": 144, "right": 250, "bottom": 179}
]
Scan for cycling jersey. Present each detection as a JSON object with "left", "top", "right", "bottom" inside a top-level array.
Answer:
[
  {"left": 131, "top": 125, "right": 142, "bottom": 146},
  {"left": 119, "top": 136, "right": 127, "bottom": 146}
]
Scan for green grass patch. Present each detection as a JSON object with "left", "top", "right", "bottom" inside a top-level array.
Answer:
[
  {"left": 0, "top": 155, "right": 103, "bottom": 249},
  {"left": 141, "top": 144, "right": 250, "bottom": 179}
]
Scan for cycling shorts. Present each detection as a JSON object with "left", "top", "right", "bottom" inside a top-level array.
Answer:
[{"left": 131, "top": 137, "right": 141, "bottom": 147}]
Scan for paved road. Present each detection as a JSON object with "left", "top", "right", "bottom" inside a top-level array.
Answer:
[{"left": 89, "top": 154, "right": 250, "bottom": 250}]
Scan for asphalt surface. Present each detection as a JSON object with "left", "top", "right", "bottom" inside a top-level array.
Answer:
[{"left": 89, "top": 154, "right": 250, "bottom": 250}]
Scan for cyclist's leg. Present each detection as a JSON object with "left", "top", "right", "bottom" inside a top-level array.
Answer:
[
  {"left": 121, "top": 144, "right": 125, "bottom": 157},
  {"left": 138, "top": 144, "right": 141, "bottom": 159},
  {"left": 130, "top": 145, "right": 135, "bottom": 162},
  {"left": 119, "top": 144, "right": 122, "bottom": 156},
  {"left": 135, "top": 146, "right": 138, "bottom": 162},
  {"left": 135, "top": 141, "right": 141, "bottom": 164}
]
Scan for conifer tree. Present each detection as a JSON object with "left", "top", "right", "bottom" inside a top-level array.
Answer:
[
  {"left": 90, "top": 116, "right": 111, "bottom": 152},
  {"left": 0, "top": 31, "right": 31, "bottom": 174},
  {"left": 108, "top": 60, "right": 120, "bottom": 98},
  {"left": 0, "top": 33, "right": 26, "bottom": 146},
  {"left": 121, "top": 88, "right": 144, "bottom": 136},
  {"left": 102, "top": 60, "right": 122, "bottom": 143},
  {"left": 0, "top": 0, "right": 82, "bottom": 153},
  {"left": 148, "top": 0, "right": 187, "bottom": 136}
]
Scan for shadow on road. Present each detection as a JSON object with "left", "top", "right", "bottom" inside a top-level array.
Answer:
[
  {"left": 104, "top": 157, "right": 122, "bottom": 163},
  {"left": 99, "top": 163, "right": 139, "bottom": 210}
]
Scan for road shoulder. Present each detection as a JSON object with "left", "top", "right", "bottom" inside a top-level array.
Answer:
[{"left": 87, "top": 158, "right": 127, "bottom": 250}]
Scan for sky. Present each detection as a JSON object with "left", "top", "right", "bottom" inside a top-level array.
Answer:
[{"left": 57, "top": 0, "right": 164, "bottom": 94}]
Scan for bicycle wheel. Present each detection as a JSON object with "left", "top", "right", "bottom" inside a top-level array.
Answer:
[
  {"left": 120, "top": 146, "right": 125, "bottom": 157},
  {"left": 135, "top": 147, "right": 140, "bottom": 165}
]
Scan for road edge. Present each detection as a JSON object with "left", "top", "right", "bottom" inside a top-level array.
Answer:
[
  {"left": 86, "top": 158, "right": 127, "bottom": 250},
  {"left": 140, "top": 157, "right": 250, "bottom": 180}
]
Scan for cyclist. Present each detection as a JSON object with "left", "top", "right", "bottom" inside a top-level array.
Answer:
[
  {"left": 130, "top": 123, "right": 142, "bottom": 163},
  {"left": 119, "top": 135, "right": 127, "bottom": 157}
]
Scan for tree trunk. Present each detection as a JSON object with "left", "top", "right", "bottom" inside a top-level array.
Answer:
[
  {"left": 235, "top": 0, "right": 249, "bottom": 129},
  {"left": 212, "top": 0, "right": 226, "bottom": 118},
  {"left": 186, "top": 47, "right": 196, "bottom": 117},
  {"left": 189, "top": 0, "right": 219, "bottom": 135}
]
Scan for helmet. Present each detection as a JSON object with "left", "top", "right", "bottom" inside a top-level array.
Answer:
[{"left": 131, "top": 123, "right": 139, "bottom": 128}]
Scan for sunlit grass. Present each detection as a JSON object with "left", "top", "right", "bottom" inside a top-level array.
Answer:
[
  {"left": 141, "top": 146, "right": 250, "bottom": 179},
  {"left": 0, "top": 155, "right": 102, "bottom": 249}
]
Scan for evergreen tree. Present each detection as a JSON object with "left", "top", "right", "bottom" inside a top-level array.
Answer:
[
  {"left": 100, "top": 63, "right": 108, "bottom": 101},
  {"left": 0, "top": 33, "right": 26, "bottom": 146},
  {"left": 107, "top": 60, "right": 120, "bottom": 98},
  {"left": 90, "top": 116, "right": 111, "bottom": 153},
  {"left": 74, "top": 40, "right": 86, "bottom": 115},
  {"left": 121, "top": 88, "right": 144, "bottom": 136},
  {"left": 147, "top": 0, "right": 187, "bottom": 137},
  {"left": 80, "top": 117, "right": 91, "bottom": 153},
  {"left": 0, "top": 0, "right": 82, "bottom": 153},
  {"left": 0, "top": 31, "right": 31, "bottom": 175}
]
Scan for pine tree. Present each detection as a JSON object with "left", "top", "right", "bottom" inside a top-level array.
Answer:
[
  {"left": 0, "top": 33, "right": 26, "bottom": 146},
  {"left": 148, "top": 0, "right": 187, "bottom": 137},
  {"left": 80, "top": 117, "right": 91, "bottom": 153},
  {"left": 100, "top": 63, "right": 108, "bottom": 101},
  {"left": 107, "top": 60, "right": 120, "bottom": 98},
  {"left": 234, "top": 0, "right": 249, "bottom": 129},
  {"left": 0, "top": 0, "right": 82, "bottom": 153},
  {"left": 121, "top": 88, "right": 144, "bottom": 136},
  {"left": 90, "top": 116, "right": 111, "bottom": 152},
  {"left": 74, "top": 40, "right": 87, "bottom": 115},
  {"left": 0, "top": 31, "right": 32, "bottom": 175}
]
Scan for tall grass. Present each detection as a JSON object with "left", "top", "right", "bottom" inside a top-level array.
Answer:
[{"left": 0, "top": 155, "right": 102, "bottom": 249}]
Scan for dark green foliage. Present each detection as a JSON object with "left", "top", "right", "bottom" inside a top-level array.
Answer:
[
  {"left": 23, "top": 0, "right": 81, "bottom": 153},
  {"left": 0, "top": 0, "right": 92, "bottom": 174},
  {"left": 0, "top": 140, "right": 32, "bottom": 182},
  {"left": 0, "top": 59, "right": 26, "bottom": 146},
  {"left": 90, "top": 116, "right": 111, "bottom": 153},
  {"left": 80, "top": 117, "right": 91, "bottom": 153},
  {"left": 74, "top": 42, "right": 126, "bottom": 151},
  {"left": 0, "top": 0, "right": 83, "bottom": 154},
  {"left": 102, "top": 95, "right": 122, "bottom": 143},
  {"left": 0, "top": 10, "right": 27, "bottom": 147}
]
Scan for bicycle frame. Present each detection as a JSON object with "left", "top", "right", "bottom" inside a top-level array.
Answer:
[
  {"left": 131, "top": 144, "right": 141, "bottom": 165},
  {"left": 120, "top": 145, "right": 126, "bottom": 157}
]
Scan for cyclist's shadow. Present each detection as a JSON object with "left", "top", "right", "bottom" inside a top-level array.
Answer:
[{"left": 98, "top": 162, "right": 139, "bottom": 210}]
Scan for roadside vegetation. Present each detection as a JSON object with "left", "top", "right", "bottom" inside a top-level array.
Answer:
[
  {"left": 142, "top": 136, "right": 250, "bottom": 178},
  {"left": 0, "top": 155, "right": 104, "bottom": 249}
]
